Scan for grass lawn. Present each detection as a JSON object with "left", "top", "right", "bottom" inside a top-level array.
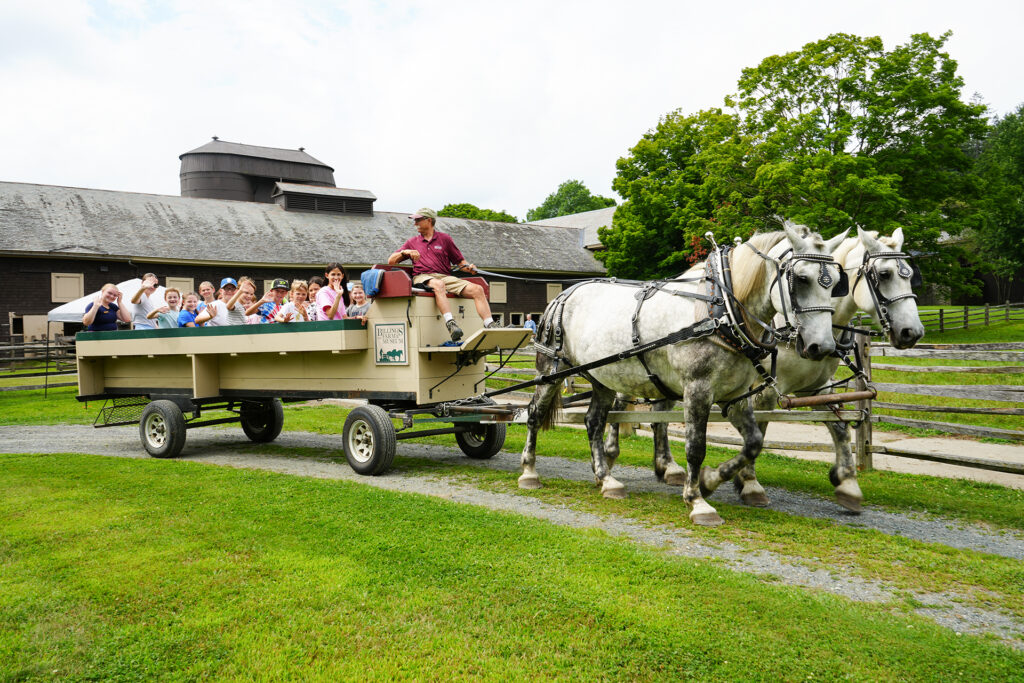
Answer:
[{"left": 2, "top": 453, "right": 1021, "bottom": 680}]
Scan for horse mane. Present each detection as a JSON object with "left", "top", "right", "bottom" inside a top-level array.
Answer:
[
  {"left": 731, "top": 231, "right": 789, "bottom": 303},
  {"left": 834, "top": 230, "right": 901, "bottom": 266}
]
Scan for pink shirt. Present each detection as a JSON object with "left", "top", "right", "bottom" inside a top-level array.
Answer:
[{"left": 316, "top": 287, "right": 346, "bottom": 320}]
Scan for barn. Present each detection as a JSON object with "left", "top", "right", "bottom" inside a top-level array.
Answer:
[{"left": 0, "top": 139, "right": 605, "bottom": 341}]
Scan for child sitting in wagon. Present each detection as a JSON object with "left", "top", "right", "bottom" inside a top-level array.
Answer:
[{"left": 275, "top": 280, "right": 312, "bottom": 323}]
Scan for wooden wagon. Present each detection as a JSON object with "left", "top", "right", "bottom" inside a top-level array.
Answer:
[{"left": 76, "top": 267, "right": 533, "bottom": 474}]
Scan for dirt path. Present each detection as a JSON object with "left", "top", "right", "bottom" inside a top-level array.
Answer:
[{"left": 2, "top": 424, "right": 1023, "bottom": 648}]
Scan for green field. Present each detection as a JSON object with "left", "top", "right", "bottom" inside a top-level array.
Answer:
[{"left": 2, "top": 453, "right": 1022, "bottom": 681}]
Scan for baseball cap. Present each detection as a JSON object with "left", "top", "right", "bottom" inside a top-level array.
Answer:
[
  {"left": 220, "top": 277, "right": 238, "bottom": 288},
  {"left": 271, "top": 278, "right": 289, "bottom": 290},
  {"left": 409, "top": 207, "right": 438, "bottom": 221}
]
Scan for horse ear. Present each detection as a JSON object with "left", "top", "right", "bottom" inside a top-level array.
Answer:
[
  {"left": 858, "top": 226, "right": 882, "bottom": 253},
  {"left": 891, "top": 227, "right": 905, "bottom": 251},
  {"left": 823, "top": 228, "right": 851, "bottom": 254},
  {"left": 783, "top": 222, "right": 808, "bottom": 252}
]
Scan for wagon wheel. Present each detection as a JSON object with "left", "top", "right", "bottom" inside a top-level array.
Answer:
[
  {"left": 343, "top": 405, "right": 397, "bottom": 475},
  {"left": 139, "top": 400, "right": 187, "bottom": 459},
  {"left": 455, "top": 422, "right": 506, "bottom": 459},
  {"left": 240, "top": 399, "right": 285, "bottom": 443}
]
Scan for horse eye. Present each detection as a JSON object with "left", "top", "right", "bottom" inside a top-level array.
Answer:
[
  {"left": 878, "top": 270, "right": 892, "bottom": 280},
  {"left": 796, "top": 274, "right": 810, "bottom": 285}
]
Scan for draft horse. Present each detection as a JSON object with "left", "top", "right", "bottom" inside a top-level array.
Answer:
[{"left": 519, "top": 224, "right": 848, "bottom": 526}]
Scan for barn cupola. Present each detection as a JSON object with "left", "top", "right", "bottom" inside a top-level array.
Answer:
[{"left": 179, "top": 137, "right": 336, "bottom": 203}]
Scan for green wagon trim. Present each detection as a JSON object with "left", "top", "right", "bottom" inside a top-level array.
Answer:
[{"left": 76, "top": 319, "right": 366, "bottom": 342}]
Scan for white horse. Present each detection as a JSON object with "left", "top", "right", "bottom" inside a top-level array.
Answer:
[
  {"left": 700, "top": 227, "right": 925, "bottom": 511},
  {"left": 519, "top": 224, "right": 848, "bottom": 526},
  {"left": 598, "top": 227, "right": 925, "bottom": 513}
]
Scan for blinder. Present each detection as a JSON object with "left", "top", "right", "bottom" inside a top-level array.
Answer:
[
  {"left": 909, "top": 261, "right": 922, "bottom": 288},
  {"left": 832, "top": 269, "right": 850, "bottom": 297}
]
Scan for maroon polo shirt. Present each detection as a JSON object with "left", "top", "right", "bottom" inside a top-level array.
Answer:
[{"left": 400, "top": 230, "right": 465, "bottom": 276}]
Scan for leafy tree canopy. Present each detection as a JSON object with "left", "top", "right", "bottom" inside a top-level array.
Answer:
[
  {"left": 439, "top": 203, "right": 519, "bottom": 223},
  {"left": 599, "top": 31, "right": 989, "bottom": 297},
  {"left": 973, "top": 102, "right": 1024, "bottom": 298},
  {"left": 525, "top": 179, "right": 616, "bottom": 222}
]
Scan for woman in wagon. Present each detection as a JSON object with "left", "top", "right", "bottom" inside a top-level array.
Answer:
[
  {"left": 82, "top": 283, "right": 131, "bottom": 331},
  {"left": 388, "top": 207, "right": 498, "bottom": 342},
  {"left": 315, "top": 263, "right": 351, "bottom": 321}
]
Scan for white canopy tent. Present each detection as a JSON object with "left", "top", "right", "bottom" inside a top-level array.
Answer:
[{"left": 47, "top": 278, "right": 167, "bottom": 324}]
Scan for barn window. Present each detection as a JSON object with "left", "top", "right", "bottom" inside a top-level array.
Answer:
[
  {"left": 166, "top": 277, "right": 194, "bottom": 294},
  {"left": 546, "top": 283, "right": 562, "bottom": 302},
  {"left": 489, "top": 282, "right": 507, "bottom": 304},
  {"left": 51, "top": 273, "right": 84, "bottom": 303}
]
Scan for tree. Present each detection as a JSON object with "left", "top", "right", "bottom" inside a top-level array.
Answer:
[
  {"left": 974, "top": 103, "right": 1024, "bottom": 300},
  {"left": 438, "top": 203, "right": 519, "bottom": 223},
  {"left": 525, "top": 180, "right": 616, "bottom": 222},
  {"left": 599, "top": 32, "right": 989, "bottom": 297}
]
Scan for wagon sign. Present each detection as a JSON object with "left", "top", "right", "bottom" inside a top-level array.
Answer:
[{"left": 374, "top": 322, "right": 408, "bottom": 365}]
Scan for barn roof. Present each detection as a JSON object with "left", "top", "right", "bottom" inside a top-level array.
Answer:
[
  {"left": 529, "top": 206, "right": 615, "bottom": 249},
  {"left": 0, "top": 181, "right": 605, "bottom": 274},
  {"left": 179, "top": 139, "right": 333, "bottom": 169}
]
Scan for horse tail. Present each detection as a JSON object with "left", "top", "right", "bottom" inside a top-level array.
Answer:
[{"left": 534, "top": 350, "right": 562, "bottom": 431}]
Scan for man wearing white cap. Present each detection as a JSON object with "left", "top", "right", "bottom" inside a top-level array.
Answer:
[{"left": 388, "top": 207, "right": 498, "bottom": 342}]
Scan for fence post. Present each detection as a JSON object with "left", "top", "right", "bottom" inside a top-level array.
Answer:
[
  {"left": 985, "top": 303, "right": 990, "bottom": 326},
  {"left": 939, "top": 308, "right": 944, "bottom": 333},
  {"left": 963, "top": 305, "right": 969, "bottom": 329},
  {"left": 1007, "top": 301, "right": 1011, "bottom": 323},
  {"left": 855, "top": 335, "right": 873, "bottom": 472}
]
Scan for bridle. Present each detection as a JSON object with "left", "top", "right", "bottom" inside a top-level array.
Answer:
[{"left": 849, "top": 249, "right": 920, "bottom": 334}]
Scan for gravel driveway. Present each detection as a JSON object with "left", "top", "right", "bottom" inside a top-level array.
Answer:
[{"left": 2, "top": 424, "right": 1022, "bottom": 648}]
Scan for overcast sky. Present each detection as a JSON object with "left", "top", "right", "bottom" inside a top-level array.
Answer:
[{"left": 1, "top": 0, "right": 1020, "bottom": 220}]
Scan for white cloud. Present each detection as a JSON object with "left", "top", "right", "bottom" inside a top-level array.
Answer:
[{"left": 1, "top": 0, "right": 1021, "bottom": 220}]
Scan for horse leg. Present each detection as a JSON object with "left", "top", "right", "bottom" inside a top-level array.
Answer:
[
  {"left": 699, "top": 401, "right": 768, "bottom": 507},
  {"left": 681, "top": 386, "right": 723, "bottom": 526},
  {"left": 519, "top": 369, "right": 562, "bottom": 490},
  {"left": 726, "top": 390, "right": 773, "bottom": 506},
  {"left": 601, "top": 392, "right": 628, "bottom": 472},
  {"left": 651, "top": 400, "right": 686, "bottom": 486},
  {"left": 826, "top": 418, "right": 862, "bottom": 513},
  {"left": 586, "top": 384, "right": 625, "bottom": 499}
]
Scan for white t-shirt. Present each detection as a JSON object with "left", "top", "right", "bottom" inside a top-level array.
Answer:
[
  {"left": 132, "top": 291, "right": 157, "bottom": 329},
  {"left": 201, "top": 301, "right": 231, "bottom": 327},
  {"left": 278, "top": 302, "right": 310, "bottom": 322}
]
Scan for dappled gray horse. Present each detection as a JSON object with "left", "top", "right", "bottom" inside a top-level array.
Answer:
[
  {"left": 701, "top": 227, "right": 925, "bottom": 511},
  {"left": 520, "top": 224, "right": 848, "bottom": 526},
  {"left": 601, "top": 227, "right": 925, "bottom": 513}
]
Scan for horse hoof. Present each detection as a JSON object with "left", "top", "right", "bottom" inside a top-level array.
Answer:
[
  {"left": 690, "top": 511, "right": 724, "bottom": 527},
  {"left": 740, "top": 491, "right": 770, "bottom": 508},
  {"left": 662, "top": 464, "right": 686, "bottom": 486},
  {"left": 518, "top": 474, "right": 542, "bottom": 490},
  {"left": 602, "top": 486, "right": 627, "bottom": 500},
  {"left": 835, "top": 490, "right": 863, "bottom": 514},
  {"left": 664, "top": 471, "right": 686, "bottom": 487},
  {"left": 835, "top": 479, "right": 863, "bottom": 514}
]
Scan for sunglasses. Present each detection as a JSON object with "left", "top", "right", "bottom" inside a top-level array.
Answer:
[{"left": 413, "top": 217, "right": 428, "bottom": 223}]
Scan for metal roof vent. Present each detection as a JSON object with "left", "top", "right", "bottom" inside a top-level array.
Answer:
[{"left": 272, "top": 182, "right": 376, "bottom": 216}]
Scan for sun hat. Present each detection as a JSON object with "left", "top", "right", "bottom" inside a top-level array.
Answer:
[
  {"left": 220, "top": 277, "right": 238, "bottom": 288},
  {"left": 409, "top": 207, "right": 437, "bottom": 220}
]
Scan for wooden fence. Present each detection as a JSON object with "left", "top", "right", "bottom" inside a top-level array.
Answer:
[{"left": 875, "top": 302, "right": 1024, "bottom": 333}]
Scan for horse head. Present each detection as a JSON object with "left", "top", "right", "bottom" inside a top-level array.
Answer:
[
  {"left": 771, "top": 223, "right": 850, "bottom": 361},
  {"left": 845, "top": 227, "right": 925, "bottom": 349}
]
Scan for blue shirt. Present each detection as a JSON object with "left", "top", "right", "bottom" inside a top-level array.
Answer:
[
  {"left": 256, "top": 301, "right": 280, "bottom": 324},
  {"left": 178, "top": 309, "right": 199, "bottom": 327},
  {"left": 524, "top": 319, "right": 537, "bottom": 333},
  {"left": 84, "top": 302, "right": 120, "bottom": 331}
]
